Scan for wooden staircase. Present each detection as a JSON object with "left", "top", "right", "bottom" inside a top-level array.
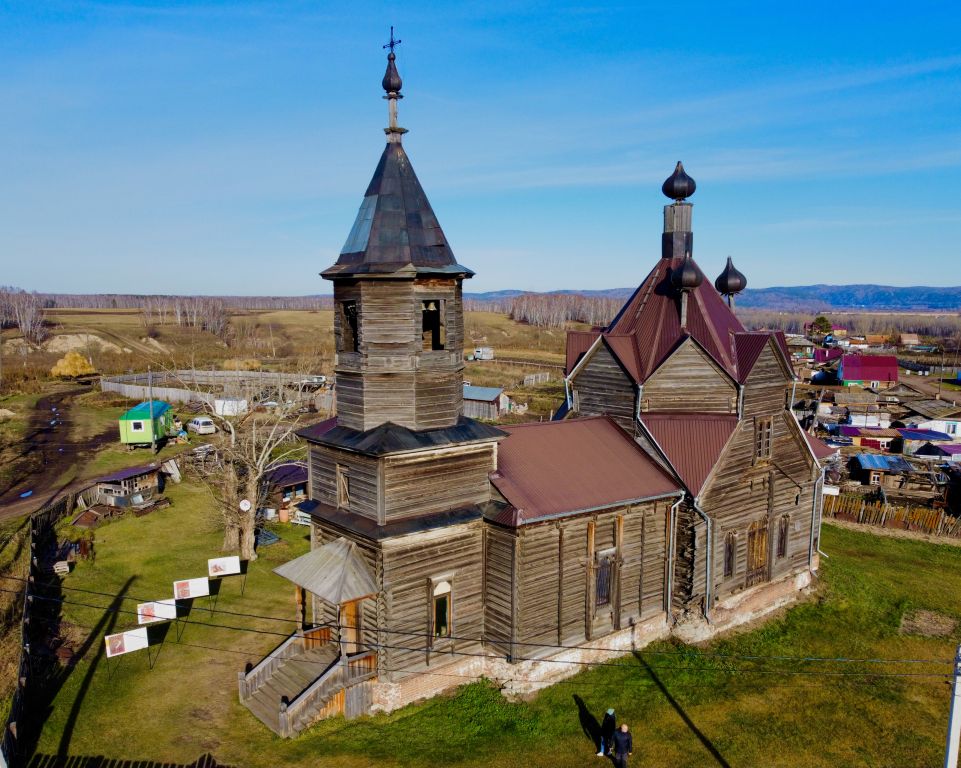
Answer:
[{"left": 239, "top": 627, "right": 377, "bottom": 737}]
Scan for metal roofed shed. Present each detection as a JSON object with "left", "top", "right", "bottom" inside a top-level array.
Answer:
[
  {"left": 273, "top": 538, "right": 377, "bottom": 605},
  {"left": 488, "top": 416, "right": 681, "bottom": 526},
  {"left": 462, "top": 384, "right": 510, "bottom": 420}
]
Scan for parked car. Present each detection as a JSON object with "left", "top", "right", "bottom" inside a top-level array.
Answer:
[{"left": 187, "top": 417, "right": 217, "bottom": 435}]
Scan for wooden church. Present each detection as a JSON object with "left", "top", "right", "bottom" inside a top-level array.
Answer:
[{"left": 238, "top": 43, "right": 836, "bottom": 737}]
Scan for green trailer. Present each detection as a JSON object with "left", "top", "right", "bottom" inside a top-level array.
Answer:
[{"left": 119, "top": 401, "right": 174, "bottom": 446}]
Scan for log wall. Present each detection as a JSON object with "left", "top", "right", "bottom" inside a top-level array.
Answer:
[
  {"left": 571, "top": 344, "right": 635, "bottom": 430},
  {"left": 641, "top": 340, "right": 737, "bottom": 413}
]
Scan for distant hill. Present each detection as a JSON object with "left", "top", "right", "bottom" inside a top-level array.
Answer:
[{"left": 466, "top": 285, "right": 961, "bottom": 312}]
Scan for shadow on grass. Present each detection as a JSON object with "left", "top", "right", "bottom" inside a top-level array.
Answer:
[
  {"left": 633, "top": 652, "right": 731, "bottom": 768},
  {"left": 573, "top": 694, "right": 601, "bottom": 751},
  {"left": 28, "top": 752, "right": 233, "bottom": 768}
]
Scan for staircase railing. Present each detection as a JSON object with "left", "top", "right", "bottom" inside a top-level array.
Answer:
[{"left": 238, "top": 625, "right": 332, "bottom": 700}]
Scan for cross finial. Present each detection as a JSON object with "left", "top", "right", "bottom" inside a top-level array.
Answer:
[{"left": 383, "top": 26, "right": 401, "bottom": 54}]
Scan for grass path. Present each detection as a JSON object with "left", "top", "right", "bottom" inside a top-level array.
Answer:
[{"left": 28, "top": 504, "right": 961, "bottom": 767}]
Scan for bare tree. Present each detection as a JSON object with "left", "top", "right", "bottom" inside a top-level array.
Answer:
[{"left": 0, "top": 287, "right": 47, "bottom": 345}]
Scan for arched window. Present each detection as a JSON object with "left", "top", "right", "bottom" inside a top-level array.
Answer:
[{"left": 723, "top": 532, "right": 736, "bottom": 578}]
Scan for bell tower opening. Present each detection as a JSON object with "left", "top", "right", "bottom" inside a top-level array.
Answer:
[
  {"left": 339, "top": 301, "right": 359, "bottom": 353},
  {"left": 421, "top": 300, "right": 446, "bottom": 351}
]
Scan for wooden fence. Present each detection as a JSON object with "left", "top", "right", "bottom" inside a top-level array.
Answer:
[
  {"left": 2, "top": 493, "right": 73, "bottom": 767},
  {"left": 824, "top": 493, "right": 961, "bottom": 538}
]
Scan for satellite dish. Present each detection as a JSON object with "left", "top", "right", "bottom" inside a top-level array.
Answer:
[{"left": 239, "top": 499, "right": 252, "bottom": 512}]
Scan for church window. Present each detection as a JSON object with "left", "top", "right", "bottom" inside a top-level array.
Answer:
[
  {"left": 336, "top": 464, "right": 350, "bottom": 509},
  {"left": 777, "top": 515, "right": 789, "bottom": 559},
  {"left": 754, "top": 417, "right": 773, "bottom": 462},
  {"left": 339, "top": 301, "right": 359, "bottom": 353},
  {"left": 595, "top": 551, "right": 613, "bottom": 607},
  {"left": 431, "top": 579, "right": 452, "bottom": 638},
  {"left": 421, "top": 300, "right": 446, "bottom": 351},
  {"left": 723, "top": 532, "right": 736, "bottom": 578}
]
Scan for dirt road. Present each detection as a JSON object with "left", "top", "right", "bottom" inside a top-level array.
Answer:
[{"left": 0, "top": 386, "right": 114, "bottom": 520}]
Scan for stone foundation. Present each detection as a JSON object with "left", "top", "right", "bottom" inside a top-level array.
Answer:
[{"left": 371, "top": 568, "right": 815, "bottom": 716}]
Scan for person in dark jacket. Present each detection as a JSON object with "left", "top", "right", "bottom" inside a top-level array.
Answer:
[
  {"left": 597, "top": 708, "right": 616, "bottom": 756},
  {"left": 611, "top": 723, "right": 633, "bottom": 768}
]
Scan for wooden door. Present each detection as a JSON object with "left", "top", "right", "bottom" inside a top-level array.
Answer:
[
  {"left": 745, "top": 521, "right": 768, "bottom": 587},
  {"left": 340, "top": 600, "right": 360, "bottom": 654}
]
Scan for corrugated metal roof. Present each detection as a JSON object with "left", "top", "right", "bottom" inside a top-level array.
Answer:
[
  {"left": 639, "top": 412, "right": 738, "bottom": 496},
  {"left": 855, "top": 454, "right": 912, "bottom": 472},
  {"left": 603, "top": 255, "right": 745, "bottom": 383},
  {"left": 96, "top": 462, "right": 161, "bottom": 483},
  {"left": 565, "top": 330, "right": 599, "bottom": 374},
  {"left": 733, "top": 333, "right": 771, "bottom": 384},
  {"left": 264, "top": 462, "right": 308, "bottom": 488},
  {"left": 463, "top": 385, "right": 503, "bottom": 402},
  {"left": 322, "top": 142, "right": 473, "bottom": 279},
  {"left": 920, "top": 443, "right": 961, "bottom": 456},
  {"left": 839, "top": 426, "right": 899, "bottom": 438},
  {"left": 120, "top": 401, "right": 171, "bottom": 420},
  {"left": 803, "top": 432, "right": 838, "bottom": 461},
  {"left": 273, "top": 537, "right": 377, "bottom": 604},
  {"left": 839, "top": 354, "right": 899, "bottom": 383},
  {"left": 897, "top": 428, "right": 953, "bottom": 442},
  {"left": 489, "top": 416, "right": 681, "bottom": 526},
  {"left": 904, "top": 399, "right": 961, "bottom": 420},
  {"left": 814, "top": 348, "right": 843, "bottom": 364}
]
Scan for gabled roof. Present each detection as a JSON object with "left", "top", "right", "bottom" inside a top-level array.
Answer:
[
  {"left": 273, "top": 537, "right": 377, "bottom": 604},
  {"left": 854, "top": 453, "right": 912, "bottom": 472},
  {"left": 602, "top": 255, "right": 745, "bottom": 382},
  {"left": 321, "top": 142, "right": 472, "bottom": 279},
  {"left": 566, "top": 330, "right": 599, "bottom": 374},
  {"left": 638, "top": 412, "right": 739, "bottom": 496},
  {"left": 733, "top": 332, "right": 772, "bottom": 384},
  {"left": 918, "top": 443, "right": 961, "bottom": 456},
  {"left": 814, "top": 348, "right": 843, "bottom": 364},
  {"left": 488, "top": 417, "right": 681, "bottom": 526},
  {"left": 903, "top": 399, "right": 961, "bottom": 420},
  {"left": 120, "top": 401, "right": 171, "bottom": 420},
  {"left": 897, "top": 427, "right": 953, "bottom": 442},
  {"left": 264, "top": 462, "right": 308, "bottom": 488},
  {"left": 839, "top": 354, "right": 899, "bottom": 382},
  {"left": 297, "top": 416, "right": 506, "bottom": 456}
]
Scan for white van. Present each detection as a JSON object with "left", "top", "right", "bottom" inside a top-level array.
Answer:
[{"left": 187, "top": 417, "right": 217, "bottom": 435}]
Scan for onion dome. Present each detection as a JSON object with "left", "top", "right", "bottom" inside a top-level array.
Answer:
[
  {"left": 671, "top": 253, "right": 703, "bottom": 291},
  {"left": 662, "top": 161, "right": 696, "bottom": 201},
  {"left": 382, "top": 52, "right": 403, "bottom": 94},
  {"left": 714, "top": 256, "right": 747, "bottom": 296}
]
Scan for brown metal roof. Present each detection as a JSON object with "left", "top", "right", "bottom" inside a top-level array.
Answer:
[
  {"left": 489, "top": 416, "right": 681, "bottom": 526},
  {"left": 602, "top": 255, "right": 745, "bottom": 383},
  {"left": 639, "top": 412, "right": 738, "bottom": 496},
  {"left": 565, "top": 330, "right": 599, "bottom": 374}
]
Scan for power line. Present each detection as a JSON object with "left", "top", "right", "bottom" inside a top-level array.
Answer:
[
  {"left": 6, "top": 574, "right": 953, "bottom": 669},
  {"left": 6, "top": 586, "right": 954, "bottom": 681}
]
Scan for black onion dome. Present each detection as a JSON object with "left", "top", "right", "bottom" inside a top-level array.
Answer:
[
  {"left": 671, "top": 254, "right": 703, "bottom": 291},
  {"left": 662, "top": 161, "right": 696, "bottom": 201},
  {"left": 382, "top": 52, "right": 403, "bottom": 94},
  {"left": 714, "top": 256, "right": 747, "bottom": 295}
]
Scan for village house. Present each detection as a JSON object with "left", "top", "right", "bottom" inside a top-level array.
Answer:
[
  {"left": 850, "top": 453, "right": 913, "bottom": 487},
  {"left": 237, "top": 47, "right": 834, "bottom": 737},
  {"left": 837, "top": 354, "right": 899, "bottom": 388},
  {"left": 915, "top": 443, "right": 961, "bottom": 463}
]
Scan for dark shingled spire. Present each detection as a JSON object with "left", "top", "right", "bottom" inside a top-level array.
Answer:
[
  {"left": 714, "top": 256, "right": 747, "bottom": 296},
  {"left": 382, "top": 52, "right": 402, "bottom": 94},
  {"left": 662, "top": 161, "right": 696, "bottom": 201}
]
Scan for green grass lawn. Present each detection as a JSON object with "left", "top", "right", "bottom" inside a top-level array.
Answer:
[{"left": 28, "top": 502, "right": 961, "bottom": 767}]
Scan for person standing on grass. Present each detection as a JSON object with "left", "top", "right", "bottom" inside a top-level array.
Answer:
[
  {"left": 598, "top": 708, "right": 616, "bottom": 756},
  {"left": 611, "top": 723, "right": 633, "bottom": 768}
]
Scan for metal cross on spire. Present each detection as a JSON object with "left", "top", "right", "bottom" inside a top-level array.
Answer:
[{"left": 383, "top": 26, "right": 401, "bottom": 53}]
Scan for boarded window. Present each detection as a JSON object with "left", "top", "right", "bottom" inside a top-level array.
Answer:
[
  {"left": 754, "top": 417, "right": 773, "bottom": 461},
  {"left": 777, "top": 515, "right": 789, "bottom": 559},
  {"left": 336, "top": 465, "right": 350, "bottom": 509},
  {"left": 421, "top": 300, "right": 446, "bottom": 351},
  {"left": 723, "top": 532, "right": 736, "bottom": 578},
  {"left": 432, "top": 580, "right": 451, "bottom": 638},
  {"left": 339, "top": 301, "right": 359, "bottom": 353},
  {"left": 595, "top": 553, "right": 612, "bottom": 607}
]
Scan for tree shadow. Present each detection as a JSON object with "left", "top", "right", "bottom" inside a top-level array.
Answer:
[
  {"left": 633, "top": 652, "right": 731, "bottom": 768},
  {"left": 28, "top": 751, "right": 234, "bottom": 767},
  {"left": 572, "top": 693, "right": 601, "bottom": 751}
]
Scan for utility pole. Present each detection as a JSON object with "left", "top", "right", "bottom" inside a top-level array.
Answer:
[{"left": 946, "top": 643, "right": 961, "bottom": 768}]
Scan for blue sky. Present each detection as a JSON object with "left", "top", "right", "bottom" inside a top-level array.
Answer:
[{"left": 2, "top": 1, "right": 960, "bottom": 295}]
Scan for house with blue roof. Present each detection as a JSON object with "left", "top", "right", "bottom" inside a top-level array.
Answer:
[
  {"left": 851, "top": 453, "right": 913, "bottom": 487},
  {"left": 462, "top": 384, "right": 511, "bottom": 420}
]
